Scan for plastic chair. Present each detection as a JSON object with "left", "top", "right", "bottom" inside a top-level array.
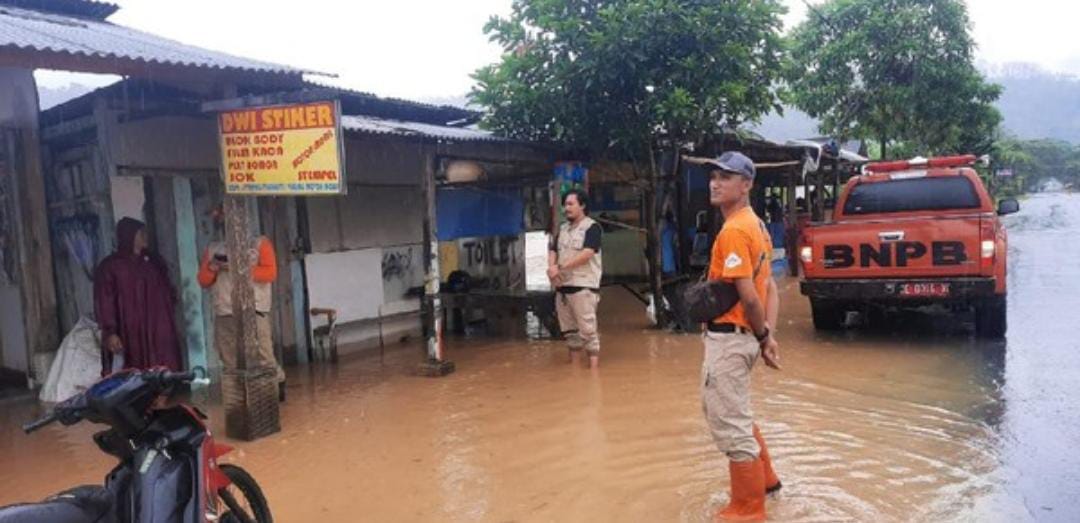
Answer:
[{"left": 310, "top": 308, "right": 338, "bottom": 363}]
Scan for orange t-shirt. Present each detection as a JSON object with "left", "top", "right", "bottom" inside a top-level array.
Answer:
[{"left": 707, "top": 206, "right": 772, "bottom": 329}]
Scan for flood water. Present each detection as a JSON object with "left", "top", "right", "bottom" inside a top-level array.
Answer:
[{"left": 2, "top": 192, "right": 1078, "bottom": 522}]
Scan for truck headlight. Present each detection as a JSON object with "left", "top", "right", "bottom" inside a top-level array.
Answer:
[
  {"left": 981, "top": 240, "right": 994, "bottom": 259},
  {"left": 800, "top": 246, "right": 813, "bottom": 263}
]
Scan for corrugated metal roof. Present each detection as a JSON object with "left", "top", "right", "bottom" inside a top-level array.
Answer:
[
  {"left": 341, "top": 115, "right": 514, "bottom": 144},
  {"left": 0, "top": 4, "right": 317, "bottom": 76}
]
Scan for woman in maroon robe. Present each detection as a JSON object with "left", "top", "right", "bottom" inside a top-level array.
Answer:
[{"left": 93, "top": 217, "right": 183, "bottom": 375}]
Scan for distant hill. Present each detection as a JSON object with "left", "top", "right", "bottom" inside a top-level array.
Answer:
[
  {"left": 985, "top": 62, "right": 1080, "bottom": 144},
  {"left": 749, "top": 62, "right": 1080, "bottom": 146}
]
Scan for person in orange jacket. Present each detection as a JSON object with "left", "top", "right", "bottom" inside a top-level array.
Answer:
[
  {"left": 699, "top": 152, "right": 783, "bottom": 521},
  {"left": 197, "top": 206, "right": 285, "bottom": 400}
]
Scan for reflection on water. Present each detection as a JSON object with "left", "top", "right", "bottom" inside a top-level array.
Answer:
[{"left": 0, "top": 193, "right": 1077, "bottom": 522}]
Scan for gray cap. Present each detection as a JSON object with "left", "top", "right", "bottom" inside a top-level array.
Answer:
[{"left": 702, "top": 151, "right": 755, "bottom": 179}]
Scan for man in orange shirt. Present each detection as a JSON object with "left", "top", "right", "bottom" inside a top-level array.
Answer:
[
  {"left": 700, "top": 152, "right": 782, "bottom": 521},
  {"left": 197, "top": 206, "right": 286, "bottom": 400}
]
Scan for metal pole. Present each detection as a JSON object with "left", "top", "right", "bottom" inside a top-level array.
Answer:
[
  {"left": 419, "top": 153, "right": 454, "bottom": 377},
  {"left": 786, "top": 166, "right": 800, "bottom": 277}
]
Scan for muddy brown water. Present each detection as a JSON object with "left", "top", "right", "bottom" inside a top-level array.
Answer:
[{"left": 2, "top": 193, "right": 1078, "bottom": 522}]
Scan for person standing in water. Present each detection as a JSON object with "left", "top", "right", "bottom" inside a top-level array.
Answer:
[
  {"left": 548, "top": 189, "right": 604, "bottom": 370},
  {"left": 93, "top": 217, "right": 183, "bottom": 375},
  {"left": 699, "top": 152, "right": 783, "bottom": 521}
]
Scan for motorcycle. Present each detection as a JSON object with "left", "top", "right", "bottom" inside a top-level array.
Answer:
[{"left": 0, "top": 368, "right": 272, "bottom": 523}]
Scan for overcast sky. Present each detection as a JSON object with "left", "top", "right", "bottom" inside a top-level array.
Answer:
[{"left": 35, "top": 0, "right": 1080, "bottom": 101}]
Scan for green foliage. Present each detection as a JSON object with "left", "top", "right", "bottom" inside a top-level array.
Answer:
[
  {"left": 470, "top": 0, "right": 787, "bottom": 166},
  {"left": 985, "top": 136, "right": 1080, "bottom": 197},
  {"left": 786, "top": 0, "right": 1001, "bottom": 159}
]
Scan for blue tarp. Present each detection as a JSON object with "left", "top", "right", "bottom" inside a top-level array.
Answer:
[
  {"left": 767, "top": 222, "right": 785, "bottom": 248},
  {"left": 436, "top": 186, "right": 524, "bottom": 241}
]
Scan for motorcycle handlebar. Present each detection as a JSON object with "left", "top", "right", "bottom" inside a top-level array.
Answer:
[
  {"left": 22, "top": 411, "right": 58, "bottom": 434},
  {"left": 156, "top": 370, "right": 197, "bottom": 384},
  {"left": 153, "top": 369, "right": 211, "bottom": 388},
  {"left": 23, "top": 367, "right": 208, "bottom": 435}
]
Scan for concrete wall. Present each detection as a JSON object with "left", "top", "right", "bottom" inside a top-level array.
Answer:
[{"left": 305, "top": 136, "right": 426, "bottom": 353}]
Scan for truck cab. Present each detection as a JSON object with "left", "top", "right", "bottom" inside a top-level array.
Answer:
[{"left": 798, "top": 155, "right": 1019, "bottom": 338}]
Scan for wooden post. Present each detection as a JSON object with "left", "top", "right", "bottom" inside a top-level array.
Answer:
[
  {"left": 259, "top": 198, "right": 295, "bottom": 366},
  {"left": 172, "top": 177, "right": 208, "bottom": 377},
  {"left": 217, "top": 84, "right": 279, "bottom": 440},
  {"left": 812, "top": 168, "right": 826, "bottom": 222},
  {"left": 0, "top": 68, "right": 59, "bottom": 386},
  {"left": 786, "top": 166, "right": 799, "bottom": 277},
  {"left": 221, "top": 195, "right": 281, "bottom": 440},
  {"left": 644, "top": 148, "right": 668, "bottom": 328},
  {"left": 286, "top": 197, "right": 311, "bottom": 364},
  {"left": 419, "top": 153, "right": 454, "bottom": 377},
  {"left": 675, "top": 158, "right": 691, "bottom": 274}
]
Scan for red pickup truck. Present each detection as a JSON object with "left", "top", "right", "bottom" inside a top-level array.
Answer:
[{"left": 798, "top": 155, "right": 1019, "bottom": 339}]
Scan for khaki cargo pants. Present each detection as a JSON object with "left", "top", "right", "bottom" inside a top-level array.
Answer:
[
  {"left": 215, "top": 313, "right": 286, "bottom": 382},
  {"left": 556, "top": 290, "right": 601, "bottom": 355},
  {"left": 701, "top": 331, "right": 761, "bottom": 462}
]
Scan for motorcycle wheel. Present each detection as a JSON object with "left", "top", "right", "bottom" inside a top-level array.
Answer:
[{"left": 218, "top": 464, "right": 273, "bottom": 523}]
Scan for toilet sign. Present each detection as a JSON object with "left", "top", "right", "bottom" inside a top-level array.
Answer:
[{"left": 217, "top": 100, "right": 345, "bottom": 195}]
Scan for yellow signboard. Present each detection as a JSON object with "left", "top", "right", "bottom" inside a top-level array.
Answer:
[{"left": 217, "top": 100, "right": 345, "bottom": 195}]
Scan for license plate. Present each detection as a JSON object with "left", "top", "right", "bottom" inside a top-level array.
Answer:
[{"left": 898, "top": 282, "right": 950, "bottom": 297}]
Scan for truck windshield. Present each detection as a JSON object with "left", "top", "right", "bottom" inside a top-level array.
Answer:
[{"left": 843, "top": 176, "right": 981, "bottom": 215}]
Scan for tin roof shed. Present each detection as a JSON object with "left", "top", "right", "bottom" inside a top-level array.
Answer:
[{"left": 0, "top": 0, "right": 318, "bottom": 83}]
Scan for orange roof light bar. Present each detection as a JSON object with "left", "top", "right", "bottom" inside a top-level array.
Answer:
[{"left": 865, "top": 154, "right": 977, "bottom": 174}]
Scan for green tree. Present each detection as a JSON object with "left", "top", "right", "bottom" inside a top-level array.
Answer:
[
  {"left": 471, "top": 0, "right": 787, "bottom": 325},
  {"left": 473, "top": 0, "right": 786, "bottom": 156},
  {"left": 984, "top": 135, "right": 1034, "bottom": 198},
  {"left": 984, "top": 137, "right": 1080, "bottom": 197},
  {"left": 786, "top": 0, "right": 1001, "bottom": 159}
]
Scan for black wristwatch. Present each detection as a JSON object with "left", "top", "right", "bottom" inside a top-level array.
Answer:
[{"left": 754, "top": 327, "right": 770, "bottom": 343}]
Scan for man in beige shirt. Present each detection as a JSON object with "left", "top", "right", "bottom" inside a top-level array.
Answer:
[
  {"left": 198, "top": 207, "right": 286, "bottom": 400},
  {"left": 548, "top": 189, "right": 604, "bottom": 370}
]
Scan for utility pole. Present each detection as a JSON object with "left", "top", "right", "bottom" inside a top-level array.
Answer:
[
  {"left": 419, "top": 154, "right": 455, "bottom": 377},
  {"left": 222, "top": 195, "right": 281, "bottom": 440},
  {"left": 215, "top": 83, "right": 279, "bottom": 441}
]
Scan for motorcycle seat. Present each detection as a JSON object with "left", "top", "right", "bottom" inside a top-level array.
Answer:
[{"left": 0, "top": 485, "right": 114, "bottom": 523}]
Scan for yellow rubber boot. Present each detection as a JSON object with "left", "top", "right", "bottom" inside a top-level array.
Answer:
[{"left": 717, "top": 459, "right": 767, "bottom": 522}]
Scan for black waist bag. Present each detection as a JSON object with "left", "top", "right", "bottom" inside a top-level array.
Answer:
[
  {"left": 683, "top": 250, "right": 766, "bottom": 323},
  {"left": 683, "top": 279, "right": 741, "bottom": 323}
]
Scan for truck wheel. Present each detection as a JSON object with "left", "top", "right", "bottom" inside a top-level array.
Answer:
[
  {"left": 975, "top": 296, "right": 1007, "bottom": 339},
  {"left": 811, "top": 299, "right": 845, "bottom": 331}
]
